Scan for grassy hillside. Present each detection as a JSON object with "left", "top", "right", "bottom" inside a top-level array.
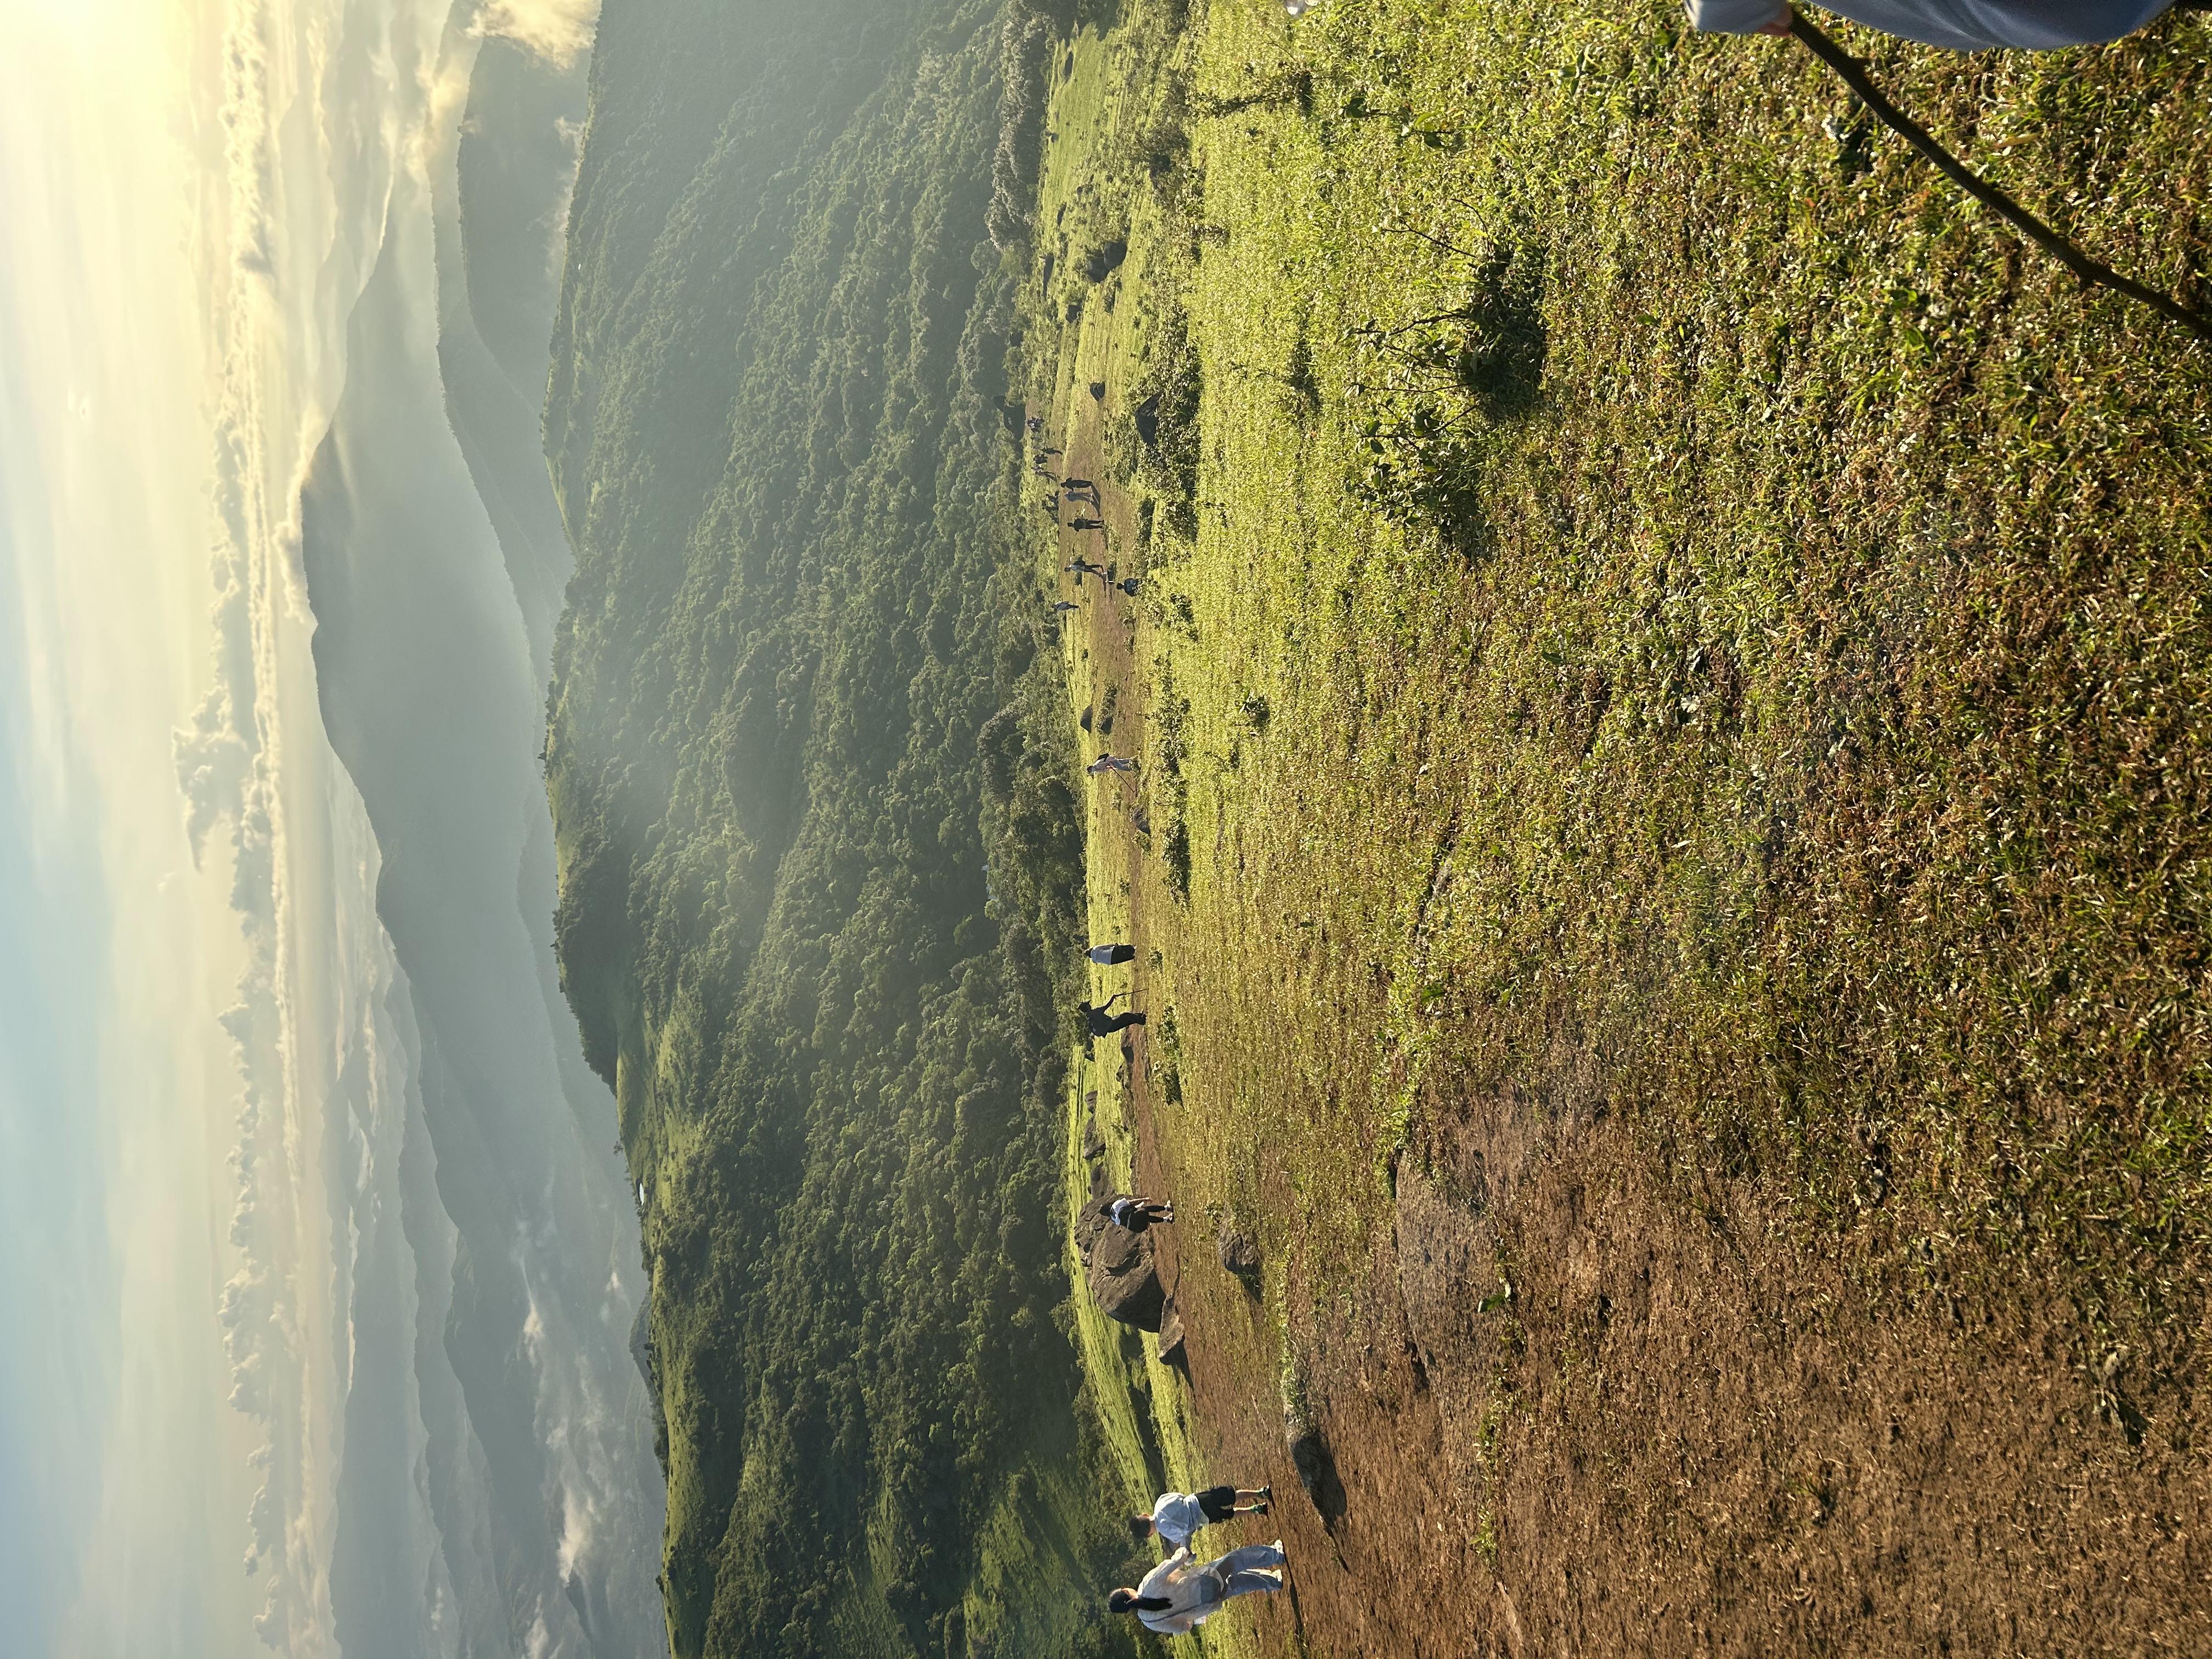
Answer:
[
  {"left": 540, "top": 4, "right": 1149, "bottom": 1656},
  {"left": 1045, "top": 0, "right": 2212, "bottom": 1350},
  {"left": 1021, "top": 2, "right": 2212, "bottom": 1652}
]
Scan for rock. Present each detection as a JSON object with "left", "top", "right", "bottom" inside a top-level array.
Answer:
[
  {"left": 1075, "top": 1196, "right": 1104, "bottom": 1263},
  {"left": 628, "top": 1293, "right": 655, "bottom": 1392},
  {"left": 1133, "top": 393, "right": 1161, "bottom": 448},
  {"left": 1217, "top": 1215, "right": 1262, "bottom": 1290},
  {"left": 1156, "top": 1297, "right": 1187, "bottom": 1367},
  {"left": 1076, "top": 1192, "right": 1150, "bottom": 1262},
  {"left": 1084, "top": 1202, "right": 1165, "bottom": 1330},
  {"left": 1283, "top": 1406, "right": 1345, "bottom": 1521},
  {"left": 1081, "top": 238, "right": 1127, "bottom": 283},
  {"left": 1081, "top": 1116, "right": 1105, "bottom": 1163},
  {"left": 1074, "top": 1194, "right": 1113, "bottom": 1264}
]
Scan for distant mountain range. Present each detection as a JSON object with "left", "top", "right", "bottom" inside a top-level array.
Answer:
[{"left": 294, "top": 27, "right": 666, "bottom": 1659}]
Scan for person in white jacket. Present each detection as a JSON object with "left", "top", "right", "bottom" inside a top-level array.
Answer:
[
  {"left": 1689, "top": 0, "right": 2181, "bottom": 49},
  {"left": 1108, "top": 1541, "right": 1289, "bottom": 1635}
]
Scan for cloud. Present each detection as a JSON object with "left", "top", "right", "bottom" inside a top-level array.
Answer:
[
  {"left": 173, "top": 444, "right": 262, "bottom": 866},
  {"left": 473, "top": 0, "right": 601, "bottom": 70},
  {"left": 546, "top": 115, "right": 588, "bottom": 284},
  {"left": 172, "top": 721, "right": 250, "bottom": 868}
]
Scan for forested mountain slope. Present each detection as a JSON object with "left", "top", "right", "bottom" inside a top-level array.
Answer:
[{"left": 541, "top": 3, "right": 1130, "bottom": 1656}]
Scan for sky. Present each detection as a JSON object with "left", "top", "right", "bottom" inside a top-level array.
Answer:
[
  {"left": 0, "top": 3, "right": 264, "bottom": 1653},
  {"left": 0, "top": 3, "right": 650, "bottom": 1657}
]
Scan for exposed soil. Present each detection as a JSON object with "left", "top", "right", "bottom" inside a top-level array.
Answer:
[{"left": 1188, "top": 1105, "right": 2210, "bottom": 1658}]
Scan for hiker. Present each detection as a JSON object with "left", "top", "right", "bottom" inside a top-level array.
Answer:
[
  {"left": 1087, "top": 754, "right": 1137, "bottom": 775},
  {"left": 1063, "top": 476, "right": 1095, "bottom": 490},
  {"left": 1130, "top": 1486, "right": 1271, "bottom": 1550},
  {"left": 1071, "top": 516, "right": 1105, "bottom": 532},
  {"left": 1108, "top": 1541, "right": 1288, "bottom": 1635},
  {"left": 1025, "top": 414, "right": 1044, "bottom": 433},
  {"left": 1049, "top": 599, "right": 1080, "bottom": 614},
  {"left": 1069, "top": 557, "right": 1109, "bottom": 584},
  {"left": 1109, "top": 1195, "right": 1175, "bottom": 1232},
  {"left": 1081, "top": 992, "right": 1146, "bottom": 1037},
  {"left": 1118, "top": 577, "right": 1142, "bottom": 595},
  {"left": 1088, "top": 942, "right": 1136, "bottom": 964},
  {"left": 1688, "top": 0, "right": 2179, "bottom": 48}
]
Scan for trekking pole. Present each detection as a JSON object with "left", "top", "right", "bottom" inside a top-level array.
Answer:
[{"left": 1788, "top": 7, "right": 2212, "bottom": 345}]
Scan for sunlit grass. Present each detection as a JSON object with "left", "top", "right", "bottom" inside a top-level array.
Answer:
[{"left": 1030, "top": 0, "right": 2212, "bottom": 1496}]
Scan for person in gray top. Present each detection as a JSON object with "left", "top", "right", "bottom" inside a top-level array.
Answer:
[
  {"left": 1689, "top": 0, "right": 2179, "bottom": 48},
  {"left": 1108, "top": 1195, "right": 1175, "bottom": 1232},
  {"left": 1129, "top": 1486, "right": 1271, "bottom": 1550}
]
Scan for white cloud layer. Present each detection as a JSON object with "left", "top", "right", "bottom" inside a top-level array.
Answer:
[
  {"left": 7, "top": 3, "right": 662, "bottom": 1655},
  {"left": 475, "top": 0, "right": 601, "bottom": 68}
]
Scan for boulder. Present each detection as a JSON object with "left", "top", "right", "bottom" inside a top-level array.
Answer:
[
  {"left": 1073, "top": 1194, "right": 1115, "bottom": 1265},
  {"left": 1133, "top": 392, "right": 1162, "bottom": 448},
  {"left": 1081, "top": 1115, "right": 1105, "bottom": 1163},
  {"left": 628, "top": 1292, "right": 655, "bottom": 1393},
  {"left": 1085, "top": 1205, "right": 1165, "bottom": 1331},
  {"left": 1285, "top": 1412, "right": 1324, "bottom": 1492},
  {"left": 1284, "top": 1404, "right": 1345, "bottom": 1521},
  {"left": 1217, "top": 1215, "right": 1262, "bottom": 1290},
  {"left": 1076, "top": 1192, "right": 1154, "bottom": 1262},
  {"left": 1156, "top": 1297, "right": 1187, "bottom": 1367}
]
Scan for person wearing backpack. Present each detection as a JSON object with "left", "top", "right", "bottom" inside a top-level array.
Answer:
[{"left": 1108, "top": 1541, "right": 1288, "bottom": 1635}]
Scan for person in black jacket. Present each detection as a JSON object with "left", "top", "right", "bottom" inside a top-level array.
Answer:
[{"left": 1081, "top": 992, "right": 1147, "bottom": 1038}]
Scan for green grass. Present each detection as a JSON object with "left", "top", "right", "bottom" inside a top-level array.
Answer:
[
  {"left": 1024, "top": 0, "right": 2212, "bottom": 1529},
  {"left": 1058, "top": 1040, "right": 1263, "bottom": 1659},
  {"left": 1060, "top": 1051, "right": 1169, "bottom": 1496}
]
